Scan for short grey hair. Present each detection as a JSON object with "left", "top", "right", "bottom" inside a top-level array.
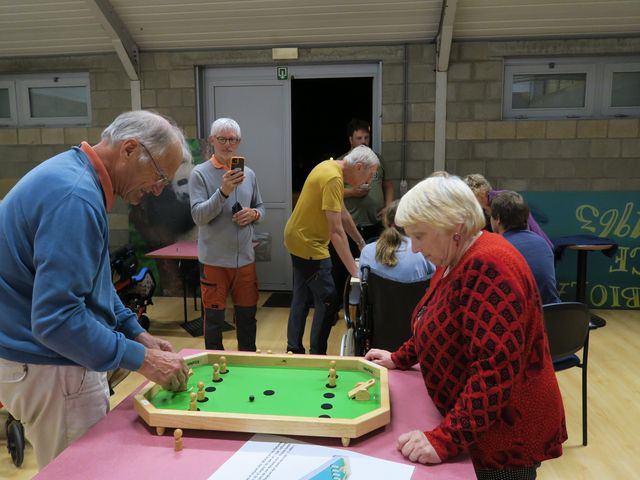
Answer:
[
  {"left": 343, "top": 145, "right": 380, "bottom": 167},
  {"left": 179, "top": 135, "right": 193, "bottom": 166},
  {"left": 101, "top": 110, "right": 188, "bottom": 163},
  {"left": 210, "top": 118, "right": 241, "bottom": 138},
  {"left": 396, "top": 174, "right": 486, "bottom": 236}
]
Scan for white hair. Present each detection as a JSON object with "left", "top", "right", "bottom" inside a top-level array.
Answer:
[
  {"left": 343, "top": 145, "right": 380, "bottom": 167},
  {"left": 396, "top": 174, "right": 486, "bottom": 236},
  {"left": 210, "top": 118, "right": 241, "bottom": 138},
  {"left": 101, "top": 110, "right": 188, "bottom": 163}
]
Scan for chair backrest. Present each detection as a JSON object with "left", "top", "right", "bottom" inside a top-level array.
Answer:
[
  {"left": 363, "top": 270, "right": 429, "bottom": 352},
  {"left": 543, "top": 302, "right": 590, "bottom": 359}
]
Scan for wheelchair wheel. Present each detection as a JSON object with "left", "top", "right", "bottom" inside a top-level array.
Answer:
[
  {"left": 340, "top": 328, "right": 355, "bottom": 356},
  {"left": 5, "top": 415, "right": 25, "bottom": 467}
]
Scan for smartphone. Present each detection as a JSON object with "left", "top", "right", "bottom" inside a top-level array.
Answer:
[{"left": 231, "top": 156, "right": 244, "bottom": 172}]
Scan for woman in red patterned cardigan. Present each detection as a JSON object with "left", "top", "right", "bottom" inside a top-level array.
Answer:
[{"left": 365, "top": 174, "right": 566, "bottom": 480}]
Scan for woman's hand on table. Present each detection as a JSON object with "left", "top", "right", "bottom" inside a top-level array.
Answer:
[
  {"left": 364, "top": 348, "right": 396, "bottom": 369},
  {"left": 397, "top": 430, "right": 442, "bottom": 464}
]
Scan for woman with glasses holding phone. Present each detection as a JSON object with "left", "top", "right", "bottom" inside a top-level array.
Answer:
[{"left": 189, "top": 118, "right": 265, "bottom": 352}]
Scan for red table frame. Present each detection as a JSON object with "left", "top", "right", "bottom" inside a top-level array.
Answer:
[{"left": 146, "top": 241, "right": 201, "bottom": 332}]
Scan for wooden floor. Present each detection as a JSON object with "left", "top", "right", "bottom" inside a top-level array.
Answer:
[{"left": 1, "top": 295, "right": 638, "bottom": 479}]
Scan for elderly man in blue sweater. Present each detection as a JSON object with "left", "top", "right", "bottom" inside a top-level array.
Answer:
[{"left": 0, "top": 110, "right": 192, "bottom": 469}]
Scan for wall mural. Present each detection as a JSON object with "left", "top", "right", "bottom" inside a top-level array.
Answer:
[
  {"left": 129, "top": 139, "right": 205, "bottom": 296},
  {"left": 523, "top": 191, "right": 639, "bottom": 310}
]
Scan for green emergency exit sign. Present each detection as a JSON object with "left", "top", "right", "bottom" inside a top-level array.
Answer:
[{"left": 276, "top": 67, "right": 288, "bottom": 80}]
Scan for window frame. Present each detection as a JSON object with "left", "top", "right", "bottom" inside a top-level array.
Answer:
[
  {"left": 503, "top": 60, "right": 596, "bottom": 119},
  {"left": 16, "top": 73, "right": 92, "bottom": 127},
  {"left": 601, "top": 62, "right": 640, "bottom": 117},
  {"left": 0, "top": 72, "right": 91, "bottom": 128},
  {"left": 0, "top": 80, "right": 18, "bottom": 127},
  {"left": 503, "top": 56, "right": 640, "bottom": 119}
]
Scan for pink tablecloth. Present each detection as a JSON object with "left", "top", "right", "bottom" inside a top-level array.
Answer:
[
  {"left": 36, "top": 351, "right": 472, "bottom": 479},
  {"left": 146, "top": 240, "right": 198, "bottom": 260}
]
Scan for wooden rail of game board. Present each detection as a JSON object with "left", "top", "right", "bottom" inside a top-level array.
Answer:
[{"left": 134, "top": 352, "right": 390, "bottom": 447}]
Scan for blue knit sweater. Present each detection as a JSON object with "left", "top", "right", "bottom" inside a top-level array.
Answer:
[{"left": 0, "top": 147, "right": 145, "bottom": 371}]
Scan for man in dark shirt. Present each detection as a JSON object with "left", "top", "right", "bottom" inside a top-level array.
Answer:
[{"left": 491, "top": 191, "right": 561, "bottom": 305}]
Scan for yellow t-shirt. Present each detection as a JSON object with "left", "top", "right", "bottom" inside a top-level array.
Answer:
[{"left": 284, "top": 160, "right": 344, "bottom": 259}]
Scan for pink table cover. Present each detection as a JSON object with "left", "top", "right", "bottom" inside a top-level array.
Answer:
[{"left": 36, "top": 350, "right": 472, "bottom": 479}]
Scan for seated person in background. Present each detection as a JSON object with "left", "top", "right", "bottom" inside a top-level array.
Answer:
[
  {"left": 491, "top": 190, "right": 561, "bottom": 305},
  {"left": 359, "top": 199, "right": 435, "bottom": 283},
  {"left": 464, "top": 173, "right": 553, "bottom": 249}
]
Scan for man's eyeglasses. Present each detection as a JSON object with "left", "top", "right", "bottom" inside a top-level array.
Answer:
[
  {"left": 215, "top": 136, "right": 240, "bottom": 145},
  {"left": 139, "top": 143, "right": 170, "bottom": 187}
]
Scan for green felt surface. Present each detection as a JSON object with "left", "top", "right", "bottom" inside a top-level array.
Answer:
[{"left": 150, "top": 364, "right": 381, "bottom": 419}]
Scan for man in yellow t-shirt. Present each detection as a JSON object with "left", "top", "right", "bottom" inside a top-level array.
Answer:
[{"left": 284, "top": 145, "right": 379, "bottom": 354}]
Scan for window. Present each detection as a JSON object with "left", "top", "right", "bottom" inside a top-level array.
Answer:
[
  {"left": 602, "top": 62, "right": 640, "bottom": 116},
  {"left": 504, "top": 57, "right": 640, "bottom": 119},
  {"left": 0, "top": 80, "right": 18, "bottom": 126},
  {"left": 0, "top": 73, "right": 91, "bottom": 127}
]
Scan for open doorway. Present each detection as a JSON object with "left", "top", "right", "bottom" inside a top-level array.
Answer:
[
  {"left": 290, "top": 77, "right": 373, "bottom": 195},
  {"left": 201, "top": 64, "right": 381, "bottom": 289}
]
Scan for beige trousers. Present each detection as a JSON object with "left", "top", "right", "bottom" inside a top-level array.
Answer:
[{"left": 0, "top": 358, "right": 109, "bottom": 469}]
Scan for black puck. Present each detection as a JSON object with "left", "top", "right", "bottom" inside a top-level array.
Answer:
[{"left": 249, "top": 395, "right": 255, "bottom": 402}]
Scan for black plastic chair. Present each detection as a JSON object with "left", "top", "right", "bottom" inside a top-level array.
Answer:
[{"left": 543, "top": 302, "right": 591, "bottom": 446}]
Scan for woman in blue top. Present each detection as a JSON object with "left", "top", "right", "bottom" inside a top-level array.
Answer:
[{"left": 359, "top": 200, "right": 435, "bottom": 282}]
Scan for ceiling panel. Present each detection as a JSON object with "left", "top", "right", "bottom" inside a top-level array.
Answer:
[
  {"left": 109, "top": 0, "right": 441, "bottom": 49},
  {"left": 455, "top": 0, "right": 640, "bottom": 39},
  {"left": 0, "top": 0, "right": 113, "bottom": 56},
  {"left": 0, "top": 0, "right": 638, "bottom": 59}
]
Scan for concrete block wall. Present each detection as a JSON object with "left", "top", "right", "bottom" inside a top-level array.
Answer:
[
  {"left": 0, "top": 54, "right": 135, "bottom": 247},
  {"left": 444, "top": 38, "right": 640, "bottom": 192},
  {"left": 1, "top": 37, "right": 639, "bottom": 248}
]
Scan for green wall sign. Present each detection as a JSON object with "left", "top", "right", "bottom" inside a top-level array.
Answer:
[
  {"left": 276, "top": 66, "right": 288, "bottom": 80},
  {"left": 522, "top": 191, "right": 640, "bottom": 310}
]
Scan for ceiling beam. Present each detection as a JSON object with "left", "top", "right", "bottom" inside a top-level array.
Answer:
[
  {"left": 436, "top": 0, "right": 458, "bottom": 72},
  {"left": 433, "top": 0, "right": 458, "bottom": 172},
  {"left": 85, "top": 0, "right": 139, "bottom": 80}
]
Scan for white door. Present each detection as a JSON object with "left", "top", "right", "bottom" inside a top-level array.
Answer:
[
  {"left": 204, "top": 67, "right": 292, "bottom": 290},
  {"left": 203, "top": 64, "right": 381, "bottom": 290}
]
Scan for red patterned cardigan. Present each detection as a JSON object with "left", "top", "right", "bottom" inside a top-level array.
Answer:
[{"left": 391, "top": 232, "right": 567, "bottom": 469}]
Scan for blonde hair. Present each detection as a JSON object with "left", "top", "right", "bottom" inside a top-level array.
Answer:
[
  {"left": 375, "top": 200, "right": 403, "bottom": 267},
  {"left": 395, "top": 174, "right": 485, "bottom": 236},
  {"left": 463, "top": 173, "right": 492, "bottom": 197}
]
